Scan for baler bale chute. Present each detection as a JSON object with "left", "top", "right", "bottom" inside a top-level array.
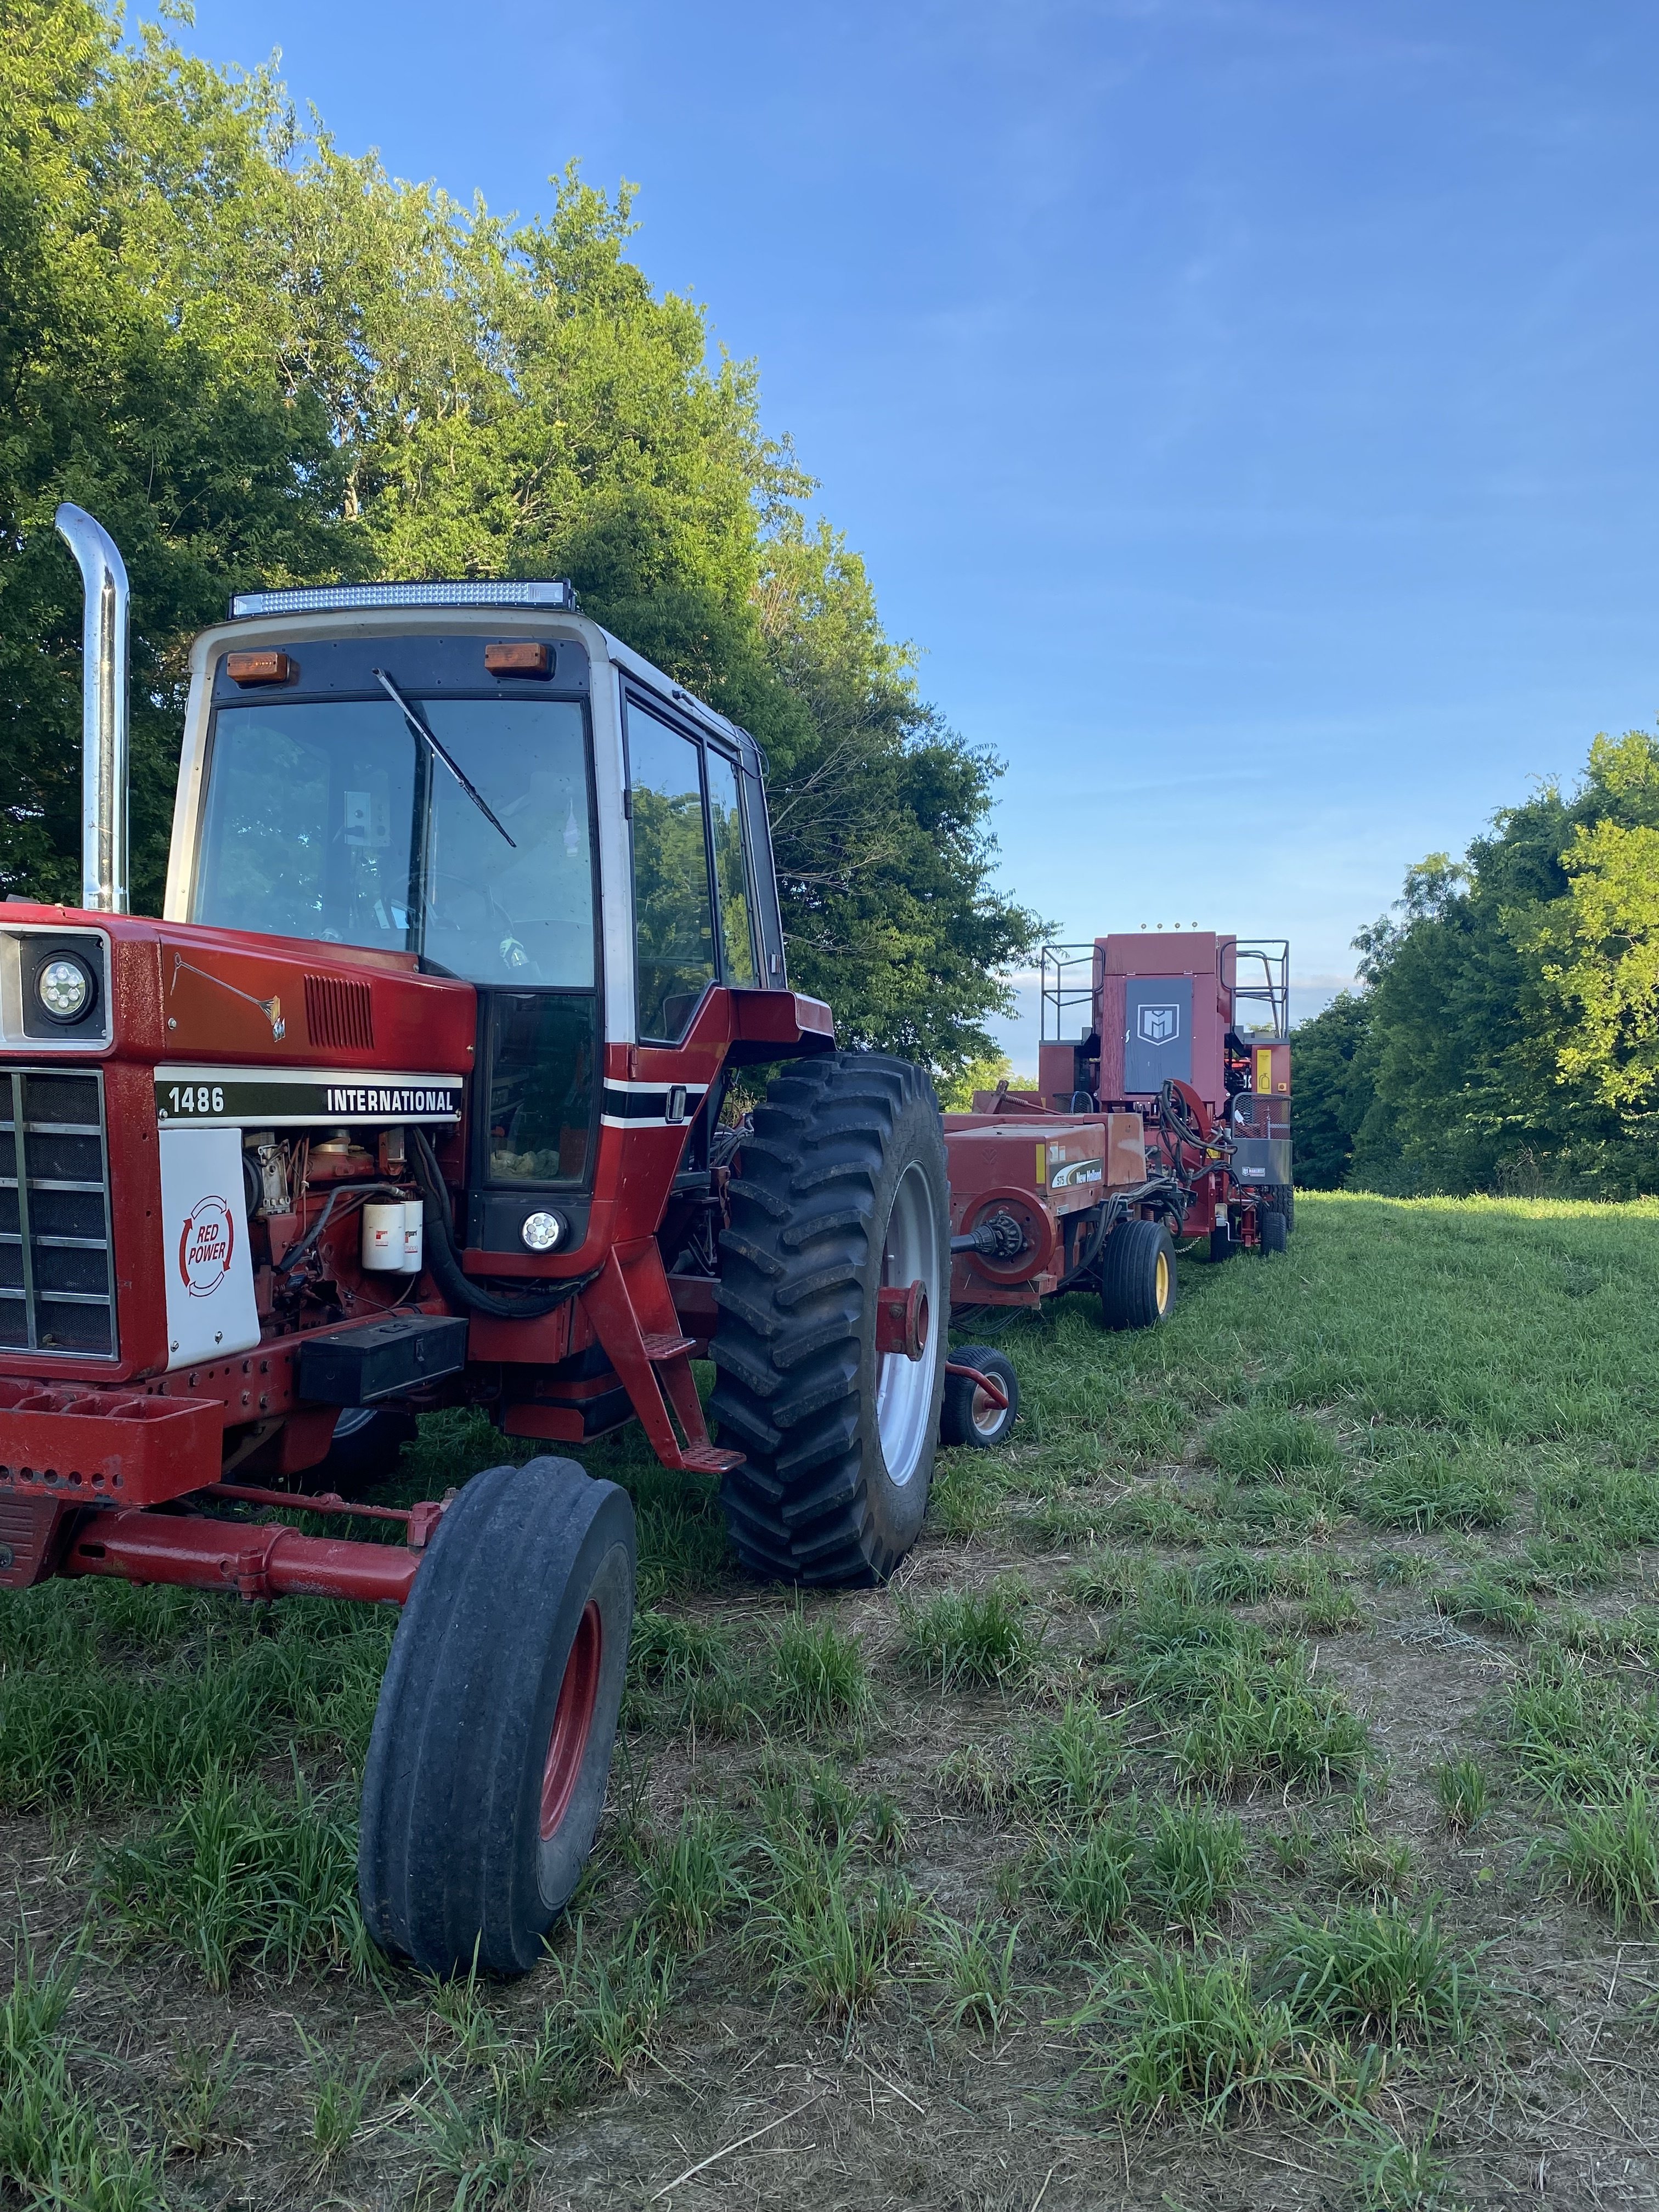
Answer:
[
  {"left": 936, "top": 931, "right": 1295, "bottom": 1441},
  {"left": 0, "top": 507, "right": 957, "bottom": 1979}
]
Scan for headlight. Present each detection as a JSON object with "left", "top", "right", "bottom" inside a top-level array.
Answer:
[
  {"left": 521, "top": 1210, "right": 565, "bottom": 1252},
  {"left": 37, "top": 955, "right": 93, "bottom": 1024}
]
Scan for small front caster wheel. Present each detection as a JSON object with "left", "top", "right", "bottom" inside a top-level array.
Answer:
[{"left": 940, "top": 1345, "right": 1019, "bottom": 1449}]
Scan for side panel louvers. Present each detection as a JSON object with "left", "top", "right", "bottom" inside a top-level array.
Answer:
[
  {"left": 0, "top": 1069, "right": 116, "bottom": 1356},
  {"left": 304, "top": 975, "right": 375, "bottom": 1053}
]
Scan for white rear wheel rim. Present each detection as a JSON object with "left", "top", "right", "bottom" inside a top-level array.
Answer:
[{"left": 877, "top": 1161, "right": 941, "bottom": 1486}]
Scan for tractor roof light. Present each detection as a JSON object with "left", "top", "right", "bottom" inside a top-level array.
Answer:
[{"left": 228, "top": 580, "right": 578, "bottom": 619}]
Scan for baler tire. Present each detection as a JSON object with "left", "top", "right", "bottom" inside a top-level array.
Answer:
[
  {"left": 1099, "top": 1217, "right": 1177, "bottom": 1330},
  {"left": 303, "top": 1406, "right": 419, "bottom": 1498},
  {"left": 1267, "top": 1183, "right": 1296, "bottom": 1233},
  {"left": 708, "top": 1051, "right": 949, "bottom": 1586},
  {"left": 940, "top": 1346, "right": 1019, "bottom": 1449},
  {"left": 358, "top": 1457, "right": 635, "bottom": 1978},
  {"left": 1261, "top": 1207, "right": 1289, "bottom": 1255}
]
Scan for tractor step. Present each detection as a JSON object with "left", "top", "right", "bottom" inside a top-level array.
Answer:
[
  {"left": 678, "top": 1444, "right": 744, "bottom": 1475},
  {"left": 641, "top": 1333, "right": 697, "bottom": 1362}
]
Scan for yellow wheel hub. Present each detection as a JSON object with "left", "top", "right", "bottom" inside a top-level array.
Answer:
[{"left": 1155, "top": 1250, "right": 1171, "bottom": 1313}]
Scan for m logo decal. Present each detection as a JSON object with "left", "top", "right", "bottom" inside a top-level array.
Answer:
[{"left": 1137, "top": 1003, "right": 1180, "bottom": 1046}]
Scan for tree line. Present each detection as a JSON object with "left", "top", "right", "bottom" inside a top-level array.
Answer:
[
  {"left": 1294, "top": 728, "right": 1659, "bottom": 1197},
  {"left": 1, "top": 1, "right": 1039, "bottom": 1079}
]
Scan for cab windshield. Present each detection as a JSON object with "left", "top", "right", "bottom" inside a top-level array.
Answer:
[{"left": 191, "top": 696, "right": 595, "bottom": 986}]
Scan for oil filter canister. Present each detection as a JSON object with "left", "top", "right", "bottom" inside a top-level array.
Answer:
[{"left": 362, "top": 1201, "right": 405, "bottom": 1272}]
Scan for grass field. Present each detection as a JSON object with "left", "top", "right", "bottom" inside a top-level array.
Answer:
[{"left": 6, "top": 1190, "right": 1659, "bottom": 2210}]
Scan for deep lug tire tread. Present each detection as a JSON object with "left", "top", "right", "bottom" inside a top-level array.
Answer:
[{"left": 709, "top": 1052, "right": 948, "bottom": 1585}]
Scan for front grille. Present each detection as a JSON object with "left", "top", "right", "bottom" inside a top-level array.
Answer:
[
  {"left": 304, "top": 974, "right": 374, "bottom": 1052},
  {"left": 0, "top": 1069, "right": 116, "bottom": 1356}
]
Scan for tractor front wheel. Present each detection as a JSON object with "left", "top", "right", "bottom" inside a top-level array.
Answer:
[
  {"left": 358, "top": 1458, "right": 635, "bottom": 1978},
  {"left": 1100, "top": 1217, "right": 1177, "bottom": 1329},
  {"left": 709, "top": 1052, "right": 949, "bottom": 1584}
]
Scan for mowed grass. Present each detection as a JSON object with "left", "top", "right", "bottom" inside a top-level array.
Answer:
[{"left": 6, "top": 1190, "right": 1659, "bottom": 2205}]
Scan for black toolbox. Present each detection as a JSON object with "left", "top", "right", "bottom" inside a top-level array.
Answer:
[{"left": 297, "top": 1313, "right": 470, "bottom": 1406}]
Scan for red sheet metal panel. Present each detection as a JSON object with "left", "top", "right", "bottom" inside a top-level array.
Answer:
[{"left": 0, "top": 1383, "right": 221, "bottom": 1507}]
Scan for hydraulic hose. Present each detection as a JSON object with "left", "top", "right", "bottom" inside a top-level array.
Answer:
[{"left": 409, "top": 1128, "right": 595, "bottom": 1320}]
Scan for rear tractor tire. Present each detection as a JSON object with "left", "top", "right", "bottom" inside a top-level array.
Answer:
[
  {"left": 305, "top": 1406, "right": 419, "bottom": 1498},
  {"left": 1100, "top": 1216, "right": 1177, "bottom": 1330},
  {"left": 940, "top": 1345, "right": 1019, "bottom": 1449},
  {"left": 709, "top": 1051, "right": 949, "bottom": 1585},
  {"left": 358, "top": 1458, "right": 635, "bottom": 1978}
]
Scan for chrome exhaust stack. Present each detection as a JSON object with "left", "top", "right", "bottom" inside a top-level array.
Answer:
[{"left": 54, "top": 503, "right": 130, "bottom": 915}]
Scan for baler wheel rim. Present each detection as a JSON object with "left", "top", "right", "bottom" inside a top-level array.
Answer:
[{"left": 970, "top": 1384, "right": 1007, "bottom": 1440}]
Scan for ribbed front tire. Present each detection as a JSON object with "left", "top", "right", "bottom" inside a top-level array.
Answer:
[
  {"left": 358, "top": 1458, "right": 635, "bottom": 1977},
  {"left": 709, "top": 1052, "right": 949, "bottom": 1585}
]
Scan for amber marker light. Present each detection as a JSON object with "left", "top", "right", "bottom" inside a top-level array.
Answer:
[
  {"left": 484, "top": 641, "right": 552, "bottom": 678},
  {"left": 225, "top": 650, "right": 298, "bottom": 686}
]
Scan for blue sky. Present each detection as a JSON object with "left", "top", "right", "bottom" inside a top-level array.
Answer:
[{"left": 188, "top": 0, "right": 1659, "bottom": 1066}]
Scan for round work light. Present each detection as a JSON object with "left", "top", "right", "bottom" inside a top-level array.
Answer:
[
  {"left": 521, "top": 1210, "right": 566, "bottom": 1252},
  {"left": 37, "top": 953, "right": 94, "bottom": 1024}
]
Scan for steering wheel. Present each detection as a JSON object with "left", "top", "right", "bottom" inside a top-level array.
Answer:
[{"left": 420, "top": 868, "right": 534, "bottom": 978}]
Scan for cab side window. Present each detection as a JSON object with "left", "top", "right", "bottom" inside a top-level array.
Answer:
[
  {"left": 703, "top": 747, "right": 757, "bottom": 988},
  {"left": 627, "top": 702, "right": 716, "bottom": 1040}
]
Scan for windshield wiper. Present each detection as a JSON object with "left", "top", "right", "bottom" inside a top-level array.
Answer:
[{"left": 373, "top": 667, "right": 516, "bottom": 849}]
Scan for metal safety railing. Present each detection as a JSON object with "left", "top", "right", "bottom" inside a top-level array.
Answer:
[
  {"left": 1231, "top": 939, "right": 1289, "bottom": 1041},
  {"left": 1039, "top": 944, "right": 1096, "bottom": 1042}
]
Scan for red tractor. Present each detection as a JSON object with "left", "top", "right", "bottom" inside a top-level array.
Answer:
[
  {"left": 932, "top": 933, "right": 1295, "bottom": 1447},
  {"left": 0, "top": 508, "right": 954, "bottom": 1976}
]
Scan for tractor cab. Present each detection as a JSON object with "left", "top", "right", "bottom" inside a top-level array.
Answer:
[{"left": 168, "top": 583, "right": 790, "bottom": 1261}]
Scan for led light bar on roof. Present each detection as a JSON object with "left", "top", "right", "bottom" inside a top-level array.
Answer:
[{"left": 228, "top": 579, "right": 577, "bottom": 619}]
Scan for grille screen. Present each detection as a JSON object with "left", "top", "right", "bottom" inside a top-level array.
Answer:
[{"left": 0, "top": 1070, "right": 116, "bottom": 1356}]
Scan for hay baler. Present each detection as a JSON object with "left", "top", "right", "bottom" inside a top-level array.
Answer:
[{"left": 934, "top": 932, "right": 1294, "bottom": 1447}]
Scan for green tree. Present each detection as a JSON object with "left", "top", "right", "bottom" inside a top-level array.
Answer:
[
  {"left": 0, "top": 7, "right": 1039, "bottom": 1071},
  {"left": 1294, "top": 729, "right": 1659, "bottom": 1196},
  {"left": 0, "top": 0, "right": 356, "bottom": 907},
  {"left": 1286, "top": 992, "right": 1371, "bottom": 1189}
]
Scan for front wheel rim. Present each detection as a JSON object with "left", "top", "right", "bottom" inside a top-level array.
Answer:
[
  {"left": 539, "top": 1601, "right": 602, "bottom": 1840},
  {"left": 876, "top": 1161, "right": 943, "bottom": 1486},
  {"left": 1155, "top": 1250, "right": 1171, "bottom": 1312}
]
